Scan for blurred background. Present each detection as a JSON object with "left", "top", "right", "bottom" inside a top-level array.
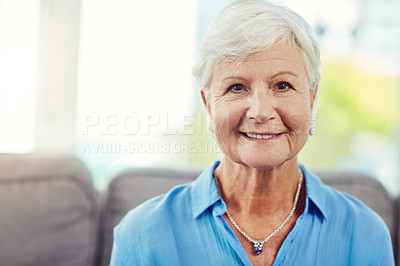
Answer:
[{"left": 0, "top": 0, "right": 399, "bottom": 193}]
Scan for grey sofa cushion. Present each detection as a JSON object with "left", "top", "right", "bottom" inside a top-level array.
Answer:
[
  {"left": 0, "top": 154, "right": 99, "bottom": 266},
  {"left": 101, "top": 167, "right": 396, "bottom": 266}
]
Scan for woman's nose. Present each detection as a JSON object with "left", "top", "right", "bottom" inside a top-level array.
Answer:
[{"left": 246, "top": 89, "right": 276, "bottom": 123}]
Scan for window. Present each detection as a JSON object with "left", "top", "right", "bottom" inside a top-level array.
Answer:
[{"left": 0, "top": 0, "right": 40, "bottom": 153}]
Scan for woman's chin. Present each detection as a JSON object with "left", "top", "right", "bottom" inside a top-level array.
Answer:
[{"left": 230, "top": 156, "right": 289, "bottom": 171}]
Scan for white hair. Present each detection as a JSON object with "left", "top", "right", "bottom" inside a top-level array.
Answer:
[{"left": 193, "top": 0, "right": 321, "bottom": 135}]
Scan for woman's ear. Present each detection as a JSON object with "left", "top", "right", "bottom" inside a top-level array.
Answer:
[
  {"left": 201, "top": 90, "right": 211, "bottom": 116},
  {"left": 308, "top": 84, "right": 319, "bottom": 135},
  {"left": 310, "top": 83, "right": 318, "bottom": 110},
  {"left": 201, "top": 89, "right": 215, "bottom": 137}
]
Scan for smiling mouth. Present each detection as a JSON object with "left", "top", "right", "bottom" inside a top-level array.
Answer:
[{"left": 243, "top": 132, "right": 283, "bottom": 139}]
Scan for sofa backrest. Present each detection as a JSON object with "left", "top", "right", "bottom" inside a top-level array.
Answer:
[
  {"left": 100, "top": 167, "right": 398, "bottom": 266},
  {"left": 0, "top": 154, "right": 99, "bottom": 266}
]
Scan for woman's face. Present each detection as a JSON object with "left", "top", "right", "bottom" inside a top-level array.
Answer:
[{"left": 203, "top": 42, "right": 316, "bottom": 169}]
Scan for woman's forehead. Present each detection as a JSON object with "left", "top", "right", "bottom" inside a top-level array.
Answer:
[{"left": 212, "top": 43, "right": 307, "bottom": 80}]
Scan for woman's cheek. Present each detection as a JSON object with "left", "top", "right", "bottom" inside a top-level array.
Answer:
[
  {"left": 213, "top": 112, "right": 233, "bottom": 136},
  {"left": 281, "top": 109, "right": 310, "bottom": 136}
]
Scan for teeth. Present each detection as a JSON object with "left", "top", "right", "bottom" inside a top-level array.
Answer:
[{"left": 245, "top": 133, "right": 276, "bottom": 139}]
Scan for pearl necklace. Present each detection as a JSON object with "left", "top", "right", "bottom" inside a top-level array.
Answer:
[{"left": 214, "top": 171, "right": 303, "bottom": 255}]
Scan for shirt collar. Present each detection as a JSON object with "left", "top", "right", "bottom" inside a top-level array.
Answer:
[
  {"left": 300, "top": 163, "right": 328, "bottom": 221},
  {"left": 190, "top": 161, "right": 328, "bottom": 221},
  {"left": 191, "top": 161, "right": 222, "bottom": 219}
]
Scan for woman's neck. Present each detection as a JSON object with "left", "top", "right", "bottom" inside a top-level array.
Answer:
[{"left": 214, "top": 157, "right": 302, "bottom": 218}]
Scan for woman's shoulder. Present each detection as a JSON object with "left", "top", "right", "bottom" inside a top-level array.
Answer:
[
  {"left": 116, "top": 181, "right": 194, "bottom": 233},
  {"left": 303, "top": 166, "right": 386, "bottom": 228},
  {"left": 318, "top": 180, "right": 394, "bottom": 264},
  {"left": 312, "top": 174, "right": 392, "bottom": 251},
  {"left": 113, "top": 163, "right": 218, "bottom": 245},
  {"left": 322, "top": 181, "right": 386, "bottom": 226},
  {"left": 303, "top": 166, "right": 390, "bottom": 238},
  {"left": 111, "top": 181, "right": 197, "bottom": 263}
]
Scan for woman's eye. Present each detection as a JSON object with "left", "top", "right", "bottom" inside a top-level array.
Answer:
[
  {"left": 275, "top": 82, "right": 293, "bottom": 91},
  {"left": 227, "top": 84, "right": 245, "bottom": 93}
]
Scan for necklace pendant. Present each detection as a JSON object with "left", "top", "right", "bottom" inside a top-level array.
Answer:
[{"left": 254, "top": 242, "right": 263, "bottom": 255}]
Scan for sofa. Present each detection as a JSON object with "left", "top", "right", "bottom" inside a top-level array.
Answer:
[{"left": 0, "top": 154, "right": 398, "bottom": 266}]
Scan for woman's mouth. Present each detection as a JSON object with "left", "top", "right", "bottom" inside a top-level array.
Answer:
[{"left": 242, "top": 132, "right": 283, "bottom": 140}]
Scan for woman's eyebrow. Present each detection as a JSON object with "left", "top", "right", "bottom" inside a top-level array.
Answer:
[
  {"left": 271, "top": 71, "right": 297, "bottom": 79},
  {"left": 221, "top": 71, "right": 297, "bottom": 82},
  {"left": 222, "top": 76, "right": 249, "bottom": 82}
]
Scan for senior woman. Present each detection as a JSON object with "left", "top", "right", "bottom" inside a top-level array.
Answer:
[{"left": 110, "top": 0, "right": 394, "bottom": 265}]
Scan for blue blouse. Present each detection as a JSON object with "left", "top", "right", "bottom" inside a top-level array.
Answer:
[{"left": 110, "top": 161, "right": 394, "bottom": 265}]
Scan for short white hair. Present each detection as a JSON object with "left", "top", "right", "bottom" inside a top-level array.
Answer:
[{"left": 192, "top": 0, "right": 321, "bottom": 134}]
